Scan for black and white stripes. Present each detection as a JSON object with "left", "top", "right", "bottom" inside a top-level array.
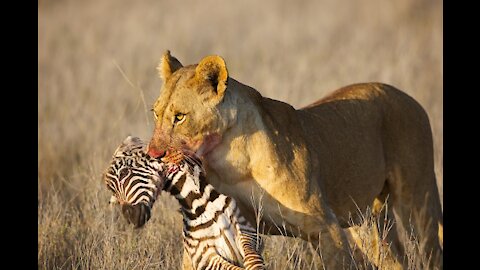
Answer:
[
  {"left": 104, "top": 136, "right": 265, "bottom": 269},
  {"left": 104, "top": 136, "right": 164, "bottom": 228}
]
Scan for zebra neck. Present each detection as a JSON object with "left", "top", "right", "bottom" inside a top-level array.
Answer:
[{"left": 163, "top": 169, "right": 222, "bottom": 219}]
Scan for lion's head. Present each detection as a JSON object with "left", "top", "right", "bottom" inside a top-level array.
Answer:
[{"left": 147, "top": 51, "right": 235, "bottom": 158}]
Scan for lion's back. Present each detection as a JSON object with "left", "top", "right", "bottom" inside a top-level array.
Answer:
[{"left": 300, "top": 82, "right": 432, "bottom": 141}]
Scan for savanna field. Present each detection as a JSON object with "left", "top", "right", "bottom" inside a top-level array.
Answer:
[{"left": 38, "top": 0, "right": 442, "bottom": 269}]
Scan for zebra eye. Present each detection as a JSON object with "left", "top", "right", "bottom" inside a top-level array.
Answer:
[{"left": 119, "top": 168, "right": 129, "bottom": 180}]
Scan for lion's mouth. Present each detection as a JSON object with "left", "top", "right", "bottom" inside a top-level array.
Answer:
[{"left": 146, "top": 147, "right": 166, "bottom": 158}]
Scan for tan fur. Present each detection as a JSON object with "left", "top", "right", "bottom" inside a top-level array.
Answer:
[{"left": 148, "top": 51, "right": 443, "bottom": 269}]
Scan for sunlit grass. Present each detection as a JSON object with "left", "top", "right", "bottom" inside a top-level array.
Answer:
[{"left": 38, "top": 0, "right": 442, "bottom": 268}]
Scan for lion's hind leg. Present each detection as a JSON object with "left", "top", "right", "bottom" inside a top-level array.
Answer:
[
  {"left": 387, "top": 167, "right": 443, "bottom": 269},
  {"left": 346, "top": 189, "right": 405, "bottom": 270}
]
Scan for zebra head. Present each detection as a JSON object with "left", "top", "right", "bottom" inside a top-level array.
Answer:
[{"left": 104, "top": 136, "right": 166, "bottom": 228}]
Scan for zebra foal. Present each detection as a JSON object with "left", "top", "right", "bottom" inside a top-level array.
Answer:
[{"left": 104, "top": 136, "right": 265, "bottom": 270}]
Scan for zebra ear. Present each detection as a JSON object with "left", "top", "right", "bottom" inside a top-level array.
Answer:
[
  {"left": 122, "top": 135, "right": 142, "bottom": 146},
  {"left": 109, "top": 195, "right": 118, "bottom": 205},
  {"left": 114, "top": 136, "right": 145, "bottom": 155}
]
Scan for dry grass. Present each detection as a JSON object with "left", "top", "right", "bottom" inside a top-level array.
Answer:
[{"left": 38, "top": 0, "right": 442, "bottom": 269}]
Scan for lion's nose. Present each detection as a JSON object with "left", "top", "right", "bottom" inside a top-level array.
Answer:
[{"left": 147, "top": 145, "right": 166, "bottom": 158}]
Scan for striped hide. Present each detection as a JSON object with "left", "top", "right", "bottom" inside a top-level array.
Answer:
[{"left": 104, "top": 136, "right": 265, "bottom": 270}]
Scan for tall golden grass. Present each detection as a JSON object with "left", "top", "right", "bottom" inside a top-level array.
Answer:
[{"left": 38, "top": 0, "right": 442, "bottom": 269}]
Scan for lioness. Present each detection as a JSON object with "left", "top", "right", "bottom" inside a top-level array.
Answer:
[{"left": 147, "top": 51, "right": 443, "bottom": 269}]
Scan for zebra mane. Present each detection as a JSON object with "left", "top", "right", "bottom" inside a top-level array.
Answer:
[{"left": 180, "top": 152, "right": 205, "bottom": 174}]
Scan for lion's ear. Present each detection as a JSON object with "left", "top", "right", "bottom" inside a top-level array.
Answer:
[
  {"left": 157, "top": 50, "right": 183, "bottom": 82},
  {"left": 195, "top": 55, "right": 228, "bottom": 99}
]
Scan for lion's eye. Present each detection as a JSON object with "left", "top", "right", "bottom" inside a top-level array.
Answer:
[
  {"left": 151, "top": 108, "right": 159, "bottom": 120},
  {"left": 174, "top": 113, "right": 186, "bottom": 124}
]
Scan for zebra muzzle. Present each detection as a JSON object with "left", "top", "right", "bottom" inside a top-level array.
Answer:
[{"left": 121, "top": 203, "right": 151, "bottom": 228}]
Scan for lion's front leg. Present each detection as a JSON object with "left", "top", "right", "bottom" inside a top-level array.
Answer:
[
  {"left": 279, "top": 206, "right": 355, "bottom": 269},
  {"left": 310, "top": 217, "right": 355, "bottom": 269}
]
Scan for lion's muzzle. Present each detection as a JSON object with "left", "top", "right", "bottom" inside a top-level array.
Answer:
[{"left": 146, "top": 144, "right": 166, "bottom": 158}]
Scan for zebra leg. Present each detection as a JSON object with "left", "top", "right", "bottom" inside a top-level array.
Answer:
[
  {"left": 207, "top": 254, "right": 245, "bottom": 270},
  {"left": 239, "top": 233, "right": 265, "bottom": 270}
]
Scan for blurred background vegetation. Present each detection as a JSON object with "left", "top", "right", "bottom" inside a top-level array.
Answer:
[{"left": 38, "top": 0, "right": 442, "bottom": 268}]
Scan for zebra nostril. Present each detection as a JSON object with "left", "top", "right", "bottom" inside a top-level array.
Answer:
[
  {"left": 121, "top": 203, "right": 151, "bottom": 228},
  {"left": 121, "top": 204, "right": 133, "bottom": 224}
]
